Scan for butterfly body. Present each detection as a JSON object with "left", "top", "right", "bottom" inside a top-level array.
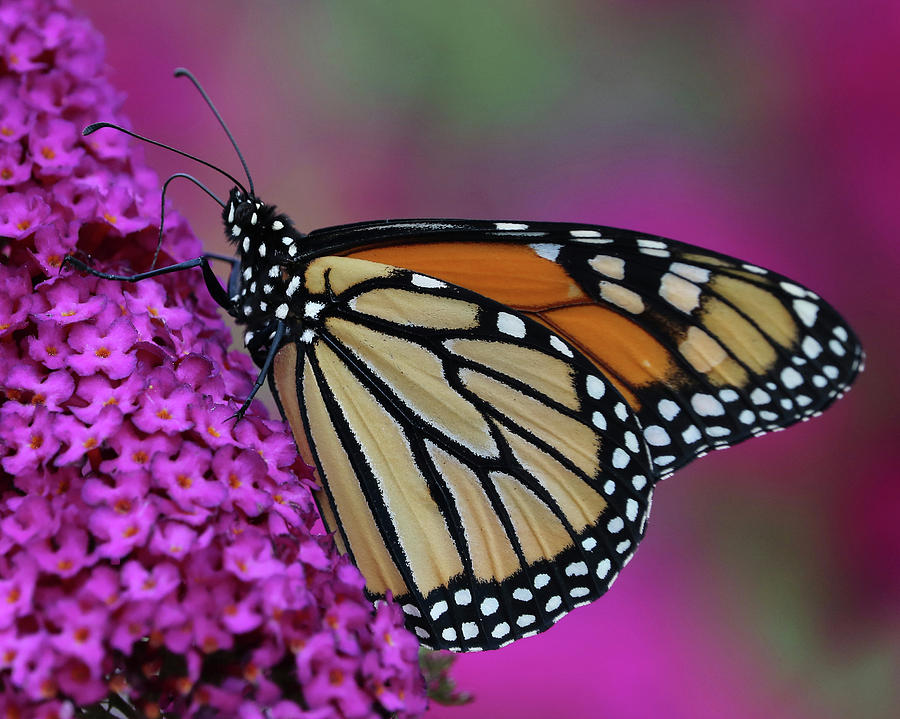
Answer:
[{"left": 212, "top": 188, "right": 862, "bottom": 651}]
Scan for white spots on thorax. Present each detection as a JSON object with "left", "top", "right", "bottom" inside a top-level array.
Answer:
[
  {"left": 411, "top": 273, "right": 446, "bottom": 289},
  {"left": 793, "top": 299, "right": 819, "bottom": 327},
  {"left": 288, "top": 245, "right": 298, "bottom": 257},
  {"left": 497, "top": 311, "right": 526, "bottom": 338},
  {"left": 670, "top": 262, "right": 710, "bottom": 283},
  {"left": 589, "top": 254, "right": 625, "bottom": 279},
  {"left": 250, "top": 212, "right": 257, "bottom": 226},
  {"left": 243, "top": 267, "right": 252, "bottom": 280},
  {"left": 272, "top": 220, "right": 284, "bottom": 231},
  {"left": 249, "top": 281, "right": 257, "bottom": 293},
  {"left": 658, "top": 398, "right": 680, "bottom": 421},
  {"left": 612, "top": 447, "right": 630, "bottom": 469},
  {"left": 227, "top": 204, "right": 235, "bottom": 223},
  {"left": 549, "top": 335, "right": 573, "bottom": 357},
  {"left": 660, "top": 272, "right": 701, "bottom": 313},
  {"left": 275, "top": 303, "right": 289, "bottom": 320},
  {"left": 258, "top": 242, "right": 266, "bottom": 258},
  {"left": 600, "top": 281, "right": 645, "bottom": 314},
  {"left": 691, "top": 393, "right": 725, "bottom": 416},
  {"left": 242, "top": 237, "right": 250, "bottom": 253},
  {"left": 300, "top": 329, "right": 316, "bottom": 344},
  {"left": 495, "top": 222, "right": 528, "bottom": 231},
  {"left": 268, "top": 266, "right": 280, "bottom": 279},
  {"left": 231, "top": 224, "right": 241, "bottom": 237}
]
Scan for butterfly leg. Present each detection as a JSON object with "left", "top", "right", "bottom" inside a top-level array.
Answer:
[
  {"left": 62, "top": 254, "right": 233, "bottom": 308},
  {"left": 229, "top": 320, "right": 287, "bottom": 421}
]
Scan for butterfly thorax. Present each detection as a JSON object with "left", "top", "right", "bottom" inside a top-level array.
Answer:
[{"left": 222, "top": 187, "right": 306, "bottom": 361}]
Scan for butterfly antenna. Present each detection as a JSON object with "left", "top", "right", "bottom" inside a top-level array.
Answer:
[
  {"left": 152, "top": 172, "right": 224, "bottom": 269},
  {"left": 174, "top": 67, "right": 255, "bottom": 196},
  {"left": 83, "top": 122, "right": 249, "bottom": 195}
]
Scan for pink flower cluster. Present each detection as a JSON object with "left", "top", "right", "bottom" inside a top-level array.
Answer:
[{"left": 0, "top": 1, "right": 426, "bottom": 717}]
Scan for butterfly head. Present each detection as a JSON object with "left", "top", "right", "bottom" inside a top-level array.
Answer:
[{"left": 223, "top": 187, "right": 306, "bottom": 354}]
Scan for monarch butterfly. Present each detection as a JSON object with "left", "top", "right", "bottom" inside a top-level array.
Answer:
[{"left": 65, "top": 69, "right": 863, "bottom": 652}]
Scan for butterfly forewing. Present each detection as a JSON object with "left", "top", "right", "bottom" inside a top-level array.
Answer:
[
  {"left": 309, "top": 220, "right": 863, "bottom": 476},
  {"left": 272, "top": 256, "right": 654, "bottom": 650}
]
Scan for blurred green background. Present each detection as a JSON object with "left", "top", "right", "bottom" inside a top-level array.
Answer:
[{"left": 79, "top": 1, "right": 899, "bottom": 717}]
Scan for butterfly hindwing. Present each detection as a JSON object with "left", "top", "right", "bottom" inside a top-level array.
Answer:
[
  {"left": 306, "top": 220, "right": 863, "bottom": 477},
  {"left": 272, "top": 256, "right": 654, "bottom": 650}
]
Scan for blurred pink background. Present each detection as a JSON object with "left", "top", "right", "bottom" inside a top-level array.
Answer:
[{"left": 77, "top": 1, "right": 899, "bottom": 717}]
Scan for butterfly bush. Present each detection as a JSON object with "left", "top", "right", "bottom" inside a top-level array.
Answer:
[{"left": 0, "top": 1, "right": 428, "bottom": 716}]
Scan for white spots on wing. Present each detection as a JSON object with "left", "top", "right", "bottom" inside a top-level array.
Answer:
[
  {"left": 612, "top": 447, "right": 630, "bottom": 469},
  {"left": 738, "top": 410, "right": 755, "bottom": 424},
  {"left": 691, "top": 393, "right": 725, "bottom": 416},
  {"left": 529, "top": 243, "right": 562, "bottom": 261},
  {"left": 272, "top": 220, "right": 284, "bottom": 231},
  {"left": 615, "top": 539, "right": 632, "bottom": 554},
  {"left": 623, "top": 431, "right": 639, "bottom": 452},
  {"left": 660, "top": 272, "right": 701, "bottom": 313},
  {"left": 269, "top": 266, "right": 280, "bottom": 278},
  {"left": 495, "top": 222, "right": 528, "bottom": 231},
  {"left": 454, "top": 589, "right": 472, "bottom": 605},
  {"left": 569, "top": 587, "right": 590, "bottom": 598},
  {"left": 637, "top": 239, "right": 666, "bottom": 249},
  {"left": 823, "top": 365, "right": 839, "bottom": 379},
  {"left": 589, "top": 254, "right": 625, "bottom": 279},
  {"left": 491, "top": 622, "right": 511, "bottom": 639},
  {"left": 596, "top": 558, "right": 612, "bottom": 579},
  {"left": 603, "top": 479, "right": 616, "bottom": 495},
  {"left": 706, "top": 426, "right": 730, "bottom": 438},
  {"left": 781, "top": 367, "right": 804, "bottom": 389},
  {"left": 614, "top": 402, "right": 628, "bottom": 421},
  {"left": 571, "top": 229, "right": 602, "bottom": 239},
  {"left": 275, "top": 303, "right": 289, "bottom": 320},
  {"left": 286, "top": 276, "right": 301, "bottom": 296},
  {"left": 533, "top": 573, "right": 550, "bottom": 589},
  {"left": 750, "top": 388, "right": 771, "bottom": 405},
  {"left": 599, "top": 281, "right": 645, "bottom": 314},
  {"left": 759, "top": 410, "right": 779, "bottom": 421},
  {"left": 462, "top": 622, "right": 479, "bottom": 639},
  {"left": 607, "top": 517, "right": 624, "bottom": 533},
  {"left": 719, "top": 389, "right": 739, "bottom": 402},
  {"left": 415, "top": 627, "right": 430, "bottom": 639},
  {"left": 304, "top": 301, "right": 324, "bottom": 318},
  {"left": 658, "top": 399, "right": 680, "bottom": 421},
  {"left": 549, "top": 335, "right": 573, "bottom": 357},
  {"left": 402, "top": 603, "right": 421, "bottom": 617},
  {"left": 512, "top": 587, "right": 533, "bottom": 601},
  {"left": 566, "top": 562, "right": 588, "bottom": 577},
  {"left": 582, "top": 537, "right": 597, "bottom": 551},
  {"left": 481, "top": 597, "right": 499, "bottom": 616},
  {"left": 263, "top": 284, "right": 273, "bottom": 294},
  {"left": 586, "top": 375, "right": 605, "bottom": 399},
  {"left": 793, "top": 299, "right": 819, "bottom": 327},
  {"left": 829, "top": 339, "right": 846, "bottom": 356},
  {"left": 430, "top": 600, "right": 448, "bottom": 620},
  {"left": 288, "top": 245, "right": 298, "bottom": 257},
  {"left": 833, "top": 326, "right": 848, "bottom": 342},
  {"left": 631, "top": 475, "right": 647, "bottom": 490},
  {"left": 516, "top": 614, "right": 536, "bottom": 628},
  {"left": 779, "top": 281, "right": 807, "bottom": 298},
  {"left": 300, "top": 329, "right": 315, "bottom": 344},
  {"left": 742, "top": 263, "right": 767, "bottom": 275},
  {"left": 626, "top": 499, "right": 639, "bottom": 521},
  {"left": 441, "top": 627, "right": 457, "bottom": 642},
  {"left": 592, "top": 411, "right": 607, "bottom": 430},
  {"left": 681, "top": 425, "right": 701, "bottom": 443},
  {"left": 670, "top": 262, "right": 710, "bottom": 283},
  {"left": 497, "top": 311, "right": 526, "bottom": 338},
  {"left": 644, "top": 425, "right": 671, "bottom": 446},
  {"left": 411, "top": 273, "right": 446, "bottom": 289},
  {"left": 545, "top": 596, "right": 562, "bottom": 612}
]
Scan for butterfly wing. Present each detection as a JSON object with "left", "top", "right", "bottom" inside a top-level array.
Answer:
[
  {"left": 304, "top": 220, "right": 864, "bottom": 477},
  {"left": 272, "top": 255, "right": 654, "bottom": 651}
]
